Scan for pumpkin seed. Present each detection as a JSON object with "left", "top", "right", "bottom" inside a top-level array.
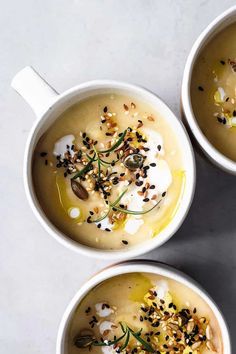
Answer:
[
  {"left": 124, "top": 153, "right": 144, "bottom": 171},
  {"left": 71, "top": 180, "right": 89, "bottom": 200},
  {"left": 74, "top": 335, "right": 95, "bottom": 348}
]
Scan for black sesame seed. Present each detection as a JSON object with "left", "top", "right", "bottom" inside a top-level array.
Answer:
[
  {"left": 40, "top": 152, "right": 47, "bottom": 157},
  {"left": 220, "top": 60, "right": 225, "bottom": 65},
  {"left": 105, "top": 228, "right": 111, "bottom": 232},
  {"left": 143, "top": 165, "right": 150, "bottom": 170},
  {"left": 135, "top": 181, "right": 143, "bottom": 187},
  {"left": 150, "top": 163, "right": 156, "bottom": 167},
  {"left": 106, "top": 132, "right": 112, "bottom": 136},
  {"left": 193, "top": 307, "right": 197, "bottom": 314},
  {"left": 101, "top": 119, "right": 106, "bottom": 123},
  {"left": 143, "top": 198, "right": 149, "bottom": 202},
  {"left": 122, "top": 240, "right": 128, "bottom": 245},
  {"left": 120, "top": 172, "right": 125, "bottom": 177},
  {"left": 198, "top": 86, "right": 204, "bottom": 91},
  {"left": 223, "top": 117, "right": 227, "bottom": 124},
  {"left": 150, "top": 185, "right": 155, "bottom": 189},
  {"left": 97, "top": 223, "right": 101, "bottom": 228},
  {"left": 103, "top": 106, "right": 108, "bottom": 113},
  {"left": 233, "top": 110, "right": 236, "bottom": 117},
  {"left": 157, "top": 145, "right": 161, "bottom": 151},
  {"left": 162, "top": 191, "right": 166, "bottom": 197},
  {"left": 217, "top": 116, "right": 223, "bottom": 123},
  {"left": 64, "top": 172, "right": 67, "bottom": 177},
  {"left": 45, "top": 159, "right": 48, "bottom": 165},
  {"left": 151, "top": 321, "right": 160, "bottom": 327},
  {"left": 87, "top": 216, "right": 92, "bottom": 223},
  {"left": 226, "top": 97, "right": 229, "bottom": 102},
  {"left": 89, "top": 211, "right": 94, "bottom": 215},
  {"left": 82, "top": 132, "right": 86, "bottom": 138},
  {"left": 142, "top": 186, "right": 146, "bottom": 193}
]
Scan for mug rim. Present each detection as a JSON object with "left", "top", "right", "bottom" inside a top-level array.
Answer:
[
  {"left": 56, "top": 260, "right": 231, "bottom": 354},
  {"left": 181, "top": 5, "right": 236, "bottom": 174},
  {"left": 24, "top": 79, "right": 196, "bottom": 259}
]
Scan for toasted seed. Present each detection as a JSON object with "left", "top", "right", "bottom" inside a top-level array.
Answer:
[
  {"left": 192, "top": 341, "right": 201, "bottom": 350},
  {"left": 187, "top": 320, "right": 195, "bottom": 333},
  {"left": 71, "top": 180, "right": 89, "bottom": 200},
  {"left": 206, "top": 340, "right": 216, "bottom": 352},
  {"left": 206, "top": 325, "right": 212, "bottom": 340}
]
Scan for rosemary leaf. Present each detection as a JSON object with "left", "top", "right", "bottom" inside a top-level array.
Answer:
[
  {"left": 91, "top": 209, "right": 110, "bottom": 223},
  {"left": 129, "top": 328, "right": 155, "bottom": 353},
  {"left": 120, "top": 330, "right": 130, "bottom": 351},
  {"left": 110, "top": 189, "right": 128, "bottom": 207},
  {"left": 93, "top": 331, "right": 127, "bottom": 347},
  {"left": 113, "top": 199, "right": 162, "bottom": 215},
  {"left": 98, "top": 129, "right": 127, "bottom": 153}
]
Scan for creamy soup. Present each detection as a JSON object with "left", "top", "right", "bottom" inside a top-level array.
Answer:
[
  {"left": 33, "top": 94, "right": 185, "bottom": 249},
  {"left": 191, "top": 22, "right": 236, "bottom": 161},
  {"left": 68, "top": 273, "right": 223, "bottom": 354}
]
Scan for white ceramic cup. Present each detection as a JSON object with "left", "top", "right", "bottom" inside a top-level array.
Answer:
[
  {"left": 182, "top": 5, "right": 236, "bottom": 174},
  {"left": 56, "top": 260, "right": 231, "bottom": 354},
  {"left": 11, "top": 66, "right": 195, "bottom": 259}
]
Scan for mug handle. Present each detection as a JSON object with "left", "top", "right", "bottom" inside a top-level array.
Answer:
[{"left": 11, "top": 66, "right": 59, "bottom": 118}]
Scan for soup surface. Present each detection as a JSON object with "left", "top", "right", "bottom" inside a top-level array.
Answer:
[
  {"left": 68, "top": 272, "right": 223, "bottom": 354},
  {"left": 33, "top": 94, "right": 185, "bottom": 249},
  {"left": 191, "top": 22, "right": 236, "bottom": 161}
]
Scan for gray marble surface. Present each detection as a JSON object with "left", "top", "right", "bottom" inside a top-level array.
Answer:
[{"left": 0, "top": 0, "right": 235, "bottom": 353}]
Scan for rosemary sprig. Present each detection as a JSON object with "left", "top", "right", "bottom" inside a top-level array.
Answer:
[
  {"left": 74, "top": 322, "right": 155, "bottom": 352},
  {"left": 98, "top": 129, "right": 127, "bottom": 154},
  {"left": 72, "top": 129, "right": 127, "bottom": 184},
  {"left": 113, "top": 199, "right": 162, "bottom": 215},
  {"left": 91, "top": 189, "right": 128, "bottom": 223},
  {"left": 91, "top": 189, "right": 161, "bottom": 223},
  {"left": 72, "top": 154, "right": 96, "bottom": 180}
]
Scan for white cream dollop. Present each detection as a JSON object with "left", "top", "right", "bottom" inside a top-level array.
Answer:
[
  {"left": 99, "top": 321, "right": 115, "bottom": 335},
  {"left": 154, "top": 280, "right": 169, "bottom": 299},
  {"left": 124, "top": 218, "right": 144, "bottom": 235},
  {"left": 68, "top": 207, "right": 80, "bottom": 219},
  {"left": 95, "top": 303, "right": 114, "bottom": 317},
  {"left": 95, "top": 215, "right": 114, "bottom": 231},
  {"left": 53, "top": 134, "right": 75, "bottom": 157},
  {"left": 101, "top": 346, "right": 116, "bottom": 354}
]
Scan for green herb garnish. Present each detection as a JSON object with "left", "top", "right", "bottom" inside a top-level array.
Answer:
[
  {"left": 74, "top": 322, "right": 155, "bottom": 352},
  {"left": 92, "top": 189, "right": 161, "bottom": 223},
  {"left": 72, "top": 154, "right": 96, "bottom": 180},
  {"left": 98, "top": 129, "right": 127, "bottom": 154}
]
